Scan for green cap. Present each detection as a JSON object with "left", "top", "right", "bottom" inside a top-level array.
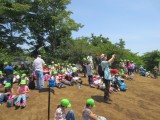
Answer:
[
  {"left": 61, "top": 69, "right": 65, "bottom": 73},
  {"left": 20, "top": 80, "right": 26, "bottom": 85},
  {"left": 5, "top": 82, "right": 11, "bottom": 87},
  {"left": 13, "top": 71, "right": 18, "bottom": 75},
  {"left": 72, "top": 64, "right": 76, "bottom": 66},
  {"left": 21, "top": 73, "right": 26, "bottom": 77},
  {"left": 60, "top": 99, "right": 71, "bottom": 107},
  {"left": 86, "top": 98, "right": 95, "bottom": 107},
  {"left": 154, "top": 66, "right": 158, "bottom": 69},
  {"left": 4, "top": 62, "right": 8, "bottom": 65},
  {"left": 0, "top": 71, "right": 2, "bottom": 74},
  {"left": 72, "top": 68, "right": 77, "bottom": 72},
  {"left": 54, "top": 64, "right": 58, "bottom": 67},
  {"left": 83, "top": 58, "right": 86, "bottom": 60},
  {"left": 115, "top": 73, "right": 119, "bottom": 76},
  {"left": 52, "top": 70, "right": 57, "bottom": 74},
  {"left": 48, "top": 65, "right": 51, "bottom": 68}
]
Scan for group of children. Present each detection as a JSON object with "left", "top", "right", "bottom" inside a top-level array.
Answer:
[
  {"left": 0, "top": 74, "right": 30, "bottom": 109},
  {"left": 0, "top": 62, "right": 30, "bottom": 109},
  {"left": 54, "top": 98, "right": 107, "bottom": 120},
  {"left": 139, "top": 65, "right": 159, "bottom": 79}
]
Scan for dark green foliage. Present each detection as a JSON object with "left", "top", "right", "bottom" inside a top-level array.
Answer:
[
  {"left": 142, "top": 50, "right": 160, "bottom": 70},
  {"left": 0, "top": 0, "right": 158, "bottom": 70}
]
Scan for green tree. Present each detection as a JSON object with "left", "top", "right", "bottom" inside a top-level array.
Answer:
[
  {"left": 25, "top": 0, "right": 82, "bottom": 57},
  {"left": 0, "top": 0, "right": 31, "bottom": 53},
  {"left": 115, "top": 38, "right": 125, "bottom": 49},
  {"left": 142, "top": 50, "right": 160, "bottom": 70}
]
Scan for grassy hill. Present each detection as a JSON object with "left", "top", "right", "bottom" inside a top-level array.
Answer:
[{"left": 0, "top": 74, "right": 160, "bottom": 120}]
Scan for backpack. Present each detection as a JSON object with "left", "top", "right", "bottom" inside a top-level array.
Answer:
[
  {"left": 119, "top": 82, "right": 127, "bottom": 91},
  {"left": 0, "top": 93, "right": 4, "bottom": 104},
  {"left": 6, "top": 95, "right": 17, "bottom": 107},
  {"left": 48, "top": 78, "right": 57, "bottom": 87},
  {"left": 98, "top": 64, "right": 104, "bottom": 77},
  {"left": 28, "top": 77, "right": 35, "bottom": 89}
]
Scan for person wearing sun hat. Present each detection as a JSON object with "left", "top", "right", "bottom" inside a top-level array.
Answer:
[
  {"left": 13, "top": 71, "right": 20, "bottom": 83},
  {"left": 153, "top": 66, "right": 158, "bottom": 79},
  {"left": 3, "top": 82, "right": 13, "bottom": 102},
  {"left": 0, "top": 71, "right": 5, "bottom": 88},
  {"left": 15, "top": 80, "right": 30, "bottom": 109},
  {"left": 54, "top": 98, "right": 76, "bottom": 120},
  {"left": 82, "top": 98, "right": 107, "bottom": 120}
]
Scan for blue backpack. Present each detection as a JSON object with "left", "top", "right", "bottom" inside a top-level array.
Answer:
[
  {"left": 48, "top": 78, "right": 57, "bottom": 87},
  {"left": 120, "top": 82, "right": 127, "bottom": 91}
]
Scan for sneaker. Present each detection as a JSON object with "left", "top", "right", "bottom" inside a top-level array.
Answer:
[
  {"left": 108, "top": 98, "right": 112, "bottom": 101},
  {"left": 104, "top": 100, "right": 112, "bottom": 104},
  {"left": 21, "top": 106, "right": 26, "bottom": 109},
  {"left": 15, "top": 105, "right": 20, "bottom": 110}
]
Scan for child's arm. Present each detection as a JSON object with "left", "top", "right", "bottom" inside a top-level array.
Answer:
[
  {"left": 25, "top": 86, "right": 30, "bottom": 93},
  {"left": 89, "top": 112, "right": 98, "bottom": 120},
  {"left": 17, "top": 87, "right": 20, "bottom": 95}
]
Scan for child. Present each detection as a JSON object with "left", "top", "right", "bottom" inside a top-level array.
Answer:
[
  {"left": 54, "top": 98, "right": 76, "bottom": 120},
  {"left": 3, "top": 82, "right": 13, "bottom": 102},
  {"left": 0, "top": 71, "right": 4, "bottom": 88},
  {"left": 82, "top": 98, "right": 107, "bottom": 120},
  {"left": 153, "top": 66, "right": 158, "bottom": 79},
  {"left": 85, "top": 61, "right": 95, "bottom": 87},
  {"left": 50, "top": 70, "right": 65, "bottom": 88},
  {"left": 13, "top": 71, "right": 20, "bottom": 83},
  {"left": 15, "top": 80, "right": 30, "bottom": 109},
  {"left": 20, "top": 73, "right": 29, "bottom": 85},
  {"left": 119, "top": 80, "right": 127, "bottom": 91},
  {"left": 71, "top": 69, "right": 82, "bottom": 85}
]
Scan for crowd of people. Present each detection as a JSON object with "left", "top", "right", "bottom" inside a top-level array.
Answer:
[{"left": 0, "top": 53, "right": 159, "bottom": 120}]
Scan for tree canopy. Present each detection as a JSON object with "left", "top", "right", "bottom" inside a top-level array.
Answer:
[{"left": 0, "top": 0, "right": 159, "bottom": 71}]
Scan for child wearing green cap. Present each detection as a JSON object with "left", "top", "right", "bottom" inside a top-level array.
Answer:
[
  {"left": 153, "top": 66, "right": 158, "bottom": 79},
  {"left": 2, "top": 82, "right": 13, "bottom": 102},
  {"left": 0, "top": 71, "right": 4, "bottom": 88},
  {"left": 82, "top": 98, "right": 107, "bottom": 120},
  {"left": 54, "top": 98, "right": 76, "bottom": 120},
  {"left": 13, "top": 71, "right": 20, "bottom": 83},
  {"left": 15, "top": 80, "right": 30, "bottom": 109}
]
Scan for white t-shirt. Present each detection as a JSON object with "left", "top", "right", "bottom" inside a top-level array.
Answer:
[
  {"left": 33, "top": 57, "right": 45, "bottom": 71},
  {"left": 86, "top": 64, "right": 93, "bottom": 76}
]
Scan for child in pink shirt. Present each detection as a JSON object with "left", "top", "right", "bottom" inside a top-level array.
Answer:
[{"left": 15, "top": 80, "right": 30, "bottom": 109}]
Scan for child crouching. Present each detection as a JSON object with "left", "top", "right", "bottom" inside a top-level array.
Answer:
[{"left": 15, "top": 80, "right": 30, "bottom": 109}]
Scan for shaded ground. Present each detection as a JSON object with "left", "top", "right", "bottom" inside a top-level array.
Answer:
[{"left": 0, "top": 74, "right": 160, "bottom": 120}]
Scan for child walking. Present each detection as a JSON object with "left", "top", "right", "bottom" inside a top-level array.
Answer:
[{"left": 15, "top": 80, "right": 30, "bottom": 109}]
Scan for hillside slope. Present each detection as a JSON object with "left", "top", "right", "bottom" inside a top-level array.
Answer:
[{"left": 0, "top": 74, "right": 160, "bottom": 120}]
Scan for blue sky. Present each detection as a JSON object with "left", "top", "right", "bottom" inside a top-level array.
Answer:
[{"left": 67, "top": 0, "right": 160, "bottom": 55}]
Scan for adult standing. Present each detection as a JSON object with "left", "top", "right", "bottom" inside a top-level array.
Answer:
[
  {"left": 101, "top": 54, "right": 116, "bottom": 104},
  {"left": 33, "top": 55, "right": 45, "bottom": 89},
  {"left": 3, "top": 62, "right": 14, "bottom": 87}
]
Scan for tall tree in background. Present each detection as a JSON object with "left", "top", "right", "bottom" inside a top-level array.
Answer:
[
  {"left": 115, "top": 38, "right": 125, "bottom": 49},
  {"left": 142, "top": 50, "right": 160, "bottom": 70},
  {"left": 0, "top": 0, "right": 31, "bottom": 53},
  {"left": 25, "top": 0, "right": 82, "bottom": 56}
]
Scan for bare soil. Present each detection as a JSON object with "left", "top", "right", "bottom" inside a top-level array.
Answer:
[{"left": 0, "top": 74, "right": 160, "bottom": 120}]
